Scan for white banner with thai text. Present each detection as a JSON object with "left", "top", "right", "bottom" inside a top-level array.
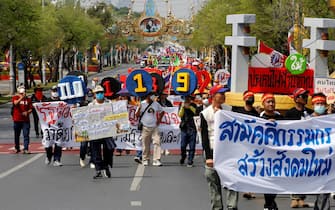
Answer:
[
  {"left": 33, "top": 101, "right": 79, "bottom": 148},
  {"left": 71, "top": 100, "right": 129, "bottom": 142},
  {"left": 214, "top": 110, "right": 335, "bottom": 194}
]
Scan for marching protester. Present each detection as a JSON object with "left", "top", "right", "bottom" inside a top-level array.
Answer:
[
  {"left": 200, "top": 84, "right": 239, "bottom": 210},
  {"left": 232, "top": 90, "right": 258, "bottom": 200},
  {"left": 12, "top": 85, "right": 33, "bottom": 154},
  {"left": 310, "top": 93, "right": 330, "bottom": 210},
  {"left": 259, "top": 93, "right": 283, "bottom": 210},
  {"left": 31, "top": 84, "right": 48, "bottom": 138},
  {"left": 135, "top": 92, "right": 164, "bottom": 166},
  {"left": 89, "top": 85, "right": 116, "bottom": 179},
  {"left": 44, "top": 86, "right": 63, "bottom": 166},
  {"left": 157, "top": 90, "right": 173, "bottom": 155},
  {"left": 285, "top": 88, "right": 313, "bottom": 208},
  {"left": 178, "top": 95, "right": 197, "bottom": 167}
]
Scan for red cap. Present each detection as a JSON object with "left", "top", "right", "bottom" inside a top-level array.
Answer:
[
  {"left": 292, "top": 88, "right": 309, "bottom": 98},
  {"left": 312, "top": 96, "right": 326, "bottom": 104},
  {"left": 243, "top": 91, "right": 254, "bottom": 101},
  {"left": 210, "top": 85, "right": 229, "bottom": 96},
  {"left": 261, "top": 93, "right": 275, "bottom": 103}
]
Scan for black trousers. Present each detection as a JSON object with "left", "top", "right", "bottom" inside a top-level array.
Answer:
[
  {"left": 45, "top": 144, "right": 62, "bottom": 162},
  {"left": 91, "top": 139, "right": 115, "bottom": 171},
  {"left": 264, "top": 194, "right": 277, "bottom": 209}
]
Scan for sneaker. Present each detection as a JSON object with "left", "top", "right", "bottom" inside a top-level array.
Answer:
[
  {"left": 187, "top": 163, "right": 193, "bottom": 168},
  {"left": 290, "top": 200, "right": 299, "bottom": 208},
  {"left": 179, "top": 158, "right": 185, "bottom": 165},
  {"left": 15, "top": 149, "right": 21, "bottom": 154},
  {"left": 45, "top": 158, "right": 51, "bottom": 165},
  {"left": 90, "top": 163, "right": 95, "bottom": 169},
  {"left": 243, "top": 192, "right": 256, "bottom": 199},
  {"left": 142, "top": 160, "right": 149, "bottom": 166},
  {"left": 23, "top": 150, "right": 31, "bottom": 154},
  {"left": 93, "top": 171, "right": 103, "bottom": 179},
  {"left": 103, "top": 169, "right": 111, "bottom": 178},
  {"left": 152, "top": 160, "right": 162, "bottom": 167},
  {"left": 53, "top": 161, "right": 63, "bottom": 167},
  {"left": 134, "top": 156, "right": 142, "bottom": 164},
  {"left": 79, "top": 159, "right": 86, "bottom": 168}
]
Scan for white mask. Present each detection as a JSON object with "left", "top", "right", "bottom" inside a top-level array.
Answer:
[
  {"left": 51, "top": 92, "right": 59, "bottom": 98},
  {"left": 150, "top": 95, "right": 156, "bottom": 101},
  {"left": 202, "top": 99, "right": 209, "bottom": 106},
  {"left": 92, "top": 81, "right": 96, "bottom": 88},
  {"left": 18, "top": 88, "right": 25, "bottom": 94}
]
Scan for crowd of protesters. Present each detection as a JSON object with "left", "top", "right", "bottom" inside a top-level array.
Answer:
[{"left": 11, "top": 72, "right": 335, "bottom": 210}]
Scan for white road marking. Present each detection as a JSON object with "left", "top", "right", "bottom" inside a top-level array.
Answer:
[
  {"left": 0, "top": 153, "right": 43, "bottom": 179},
  {"left": 130, "top": 164, "right": 145, "bottom": 191},
  {"left": 130, "top": 201, "right": 142, "bottom": 206}
]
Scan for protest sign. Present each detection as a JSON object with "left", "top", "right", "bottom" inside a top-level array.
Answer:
[
  {"left": 33, "top": 101, "right": 78, "bottom": 148},
  {"left": 214, "top": 110, "right": 335, "bottom": 194},
  {"left": 71, "top": 100, "right": 129, "bottom": 142}
]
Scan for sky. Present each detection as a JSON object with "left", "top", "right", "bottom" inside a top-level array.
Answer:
[{"left": 109, "top": 0, "right": 206, "bottom": 20}]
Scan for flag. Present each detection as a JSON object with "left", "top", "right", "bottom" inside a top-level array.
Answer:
[
  {"left": 258, "top": 41, "right": 287, "bottom": 68},
  {"left": 288, "top": 26, "right": 298, "bottom": 55}
]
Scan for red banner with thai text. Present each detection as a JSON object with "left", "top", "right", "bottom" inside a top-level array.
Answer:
[{"left": 248, "top": 67, "right": 314, "bottom": 95}]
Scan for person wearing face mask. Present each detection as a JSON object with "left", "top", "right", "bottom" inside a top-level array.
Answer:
[
  {"left": 310, "top": 93, "right": 330, "bottom": 210},
  {"left": 201, "top": 85, "right": 239, "bottom": 210},
  {"left": 231, "top": 91, "right": 258, "bottom": 200},
  {"left": 285, "top": 88, "right": 313, "bottom": 208},
  {"left": 89, "top": 85, "right": 117, "bottom": 179},
  {"left": 12, "top": 86, "right": 33, "bottom": 154},
  {"left": 49, "top": 85, "right": 60, "bottom": 101},
  {"left": 135, "top": 92, "right": 165, "bottom": 166},
  {"left": 232, "top": 91, "right": 259, "bottom": 117}
]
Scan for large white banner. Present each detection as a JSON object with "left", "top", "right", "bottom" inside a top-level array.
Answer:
[
  {"left": 33, "top": 101, "right": 79, "bottom": 148},
  {"left": 214, "top": 110, "right": 335, "bottom": 194},
  {"left": 71, "top": 100, "right": 129, "bottom": 142},
  {"left": 114, "top": 106, "right": 202, "bottom": 150}
]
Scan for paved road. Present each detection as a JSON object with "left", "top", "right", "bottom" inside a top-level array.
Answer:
[{"left": 0, "top": 64, "right": 334, "bottom": 210}]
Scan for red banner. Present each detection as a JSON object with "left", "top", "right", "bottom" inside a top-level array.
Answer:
[{"left": 248, "top": 67, "right": 314, "bottom": 95}]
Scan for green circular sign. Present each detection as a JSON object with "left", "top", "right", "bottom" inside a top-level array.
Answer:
[{"left": 285, "top": 53, "right": 307, "bottom": 75}]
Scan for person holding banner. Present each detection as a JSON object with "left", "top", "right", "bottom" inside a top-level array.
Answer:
[
  {"left": 200, "top": 85, "right": 238, "bottom": 210},
  {"left": 90, "top": 85, "right": 116, "bottom": 179},
  {"left": 259, "top": 93, "right": 283, "bottom": 210},
  {"left": 31, "top": 85, "right": 48, "bottom": 138},
  {"left": 135, "top": 92, "right": 164, "bottom": 167},
  {"left": 12, "top": 86, "right": 33, "bottom": 154},
  {"left": 232, "top": 91, "right": 259, "bottom": 200},
  {"left": 285, "top": 88, "right": 313, "bottom": 208},
  {"left": 310, "top": 93, "right": 330, "bottom": 210},
  {"left": 178, "top": 95, "right": 197, "bottom": 167}
]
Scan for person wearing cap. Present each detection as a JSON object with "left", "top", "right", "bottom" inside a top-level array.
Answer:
[
  {"left": 178, "top": 95, "right": 197, "bottom": 167},
  {"left": 135, "top": 92, "right": 165, "bottom": 166},
  {"left": 231, "top": 91, "right": 259, "bottom": 200},
  {"left": 31, "top": 85, "right": 48, "bottom": 138},
  {"left": 232, "top": 91, "right": 259, "bottom": 117},
  {"left": 89, "top": 85, "right": 117, "bottom": 179},
  {"left": 200, "top": 85, "right": 239, "bottom": 210},
  {"left": 310, "top": 92, "right": 330, "bottom": 210},
  {"left": 285, "top": 88, "right": 313, "bottom": 208},
  {"left": 12, "top": 86, "right": 33, "bottom": 154},
  {"left": 259, "top": 93, "right": 283, "bottom": 210}
]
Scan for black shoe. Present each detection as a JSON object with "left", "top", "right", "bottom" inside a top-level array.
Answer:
[
  {"left": 179, "top": 158, "right": 185, "bottom": 165},
  {"left": 134, "top": 156, "right": 142, "bottom": 164},
  {"left": 15, "top": 149, "right": 21, "bottom": 154},
  {"left": 104, "top": 169, "right": 111, "bottom": 178},
  {"left": 93, "top": 171, "right": 103, "bottom": 179},
  {"left": 23, "top": 150, "right": 31, "bottom": 154}
]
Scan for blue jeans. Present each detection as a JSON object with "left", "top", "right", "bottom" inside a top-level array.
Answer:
[
  {"left": 180, "top": 129, "right": 196, "bottom": 164},
  {"left": 14, "top": 121, "right": 30, "bottom": 151}
]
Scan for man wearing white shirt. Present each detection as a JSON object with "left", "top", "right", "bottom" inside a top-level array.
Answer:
[{"left": 136, "top": 92, "right": 165, "bottom": 166}]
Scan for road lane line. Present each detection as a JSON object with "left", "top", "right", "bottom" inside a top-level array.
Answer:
[
  {"left": 130, "top": 201, "right": 142, "bottom": 206},
  {"left": 0, "top": 153, "right": 43, "bottom": 179},
  {"left": 130, "top": 164, "right": 145, "bottom": 191}
]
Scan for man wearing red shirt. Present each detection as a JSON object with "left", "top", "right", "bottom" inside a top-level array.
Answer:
[{"left": 12, "top": 86, "right": 33, "bottom": 154}]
